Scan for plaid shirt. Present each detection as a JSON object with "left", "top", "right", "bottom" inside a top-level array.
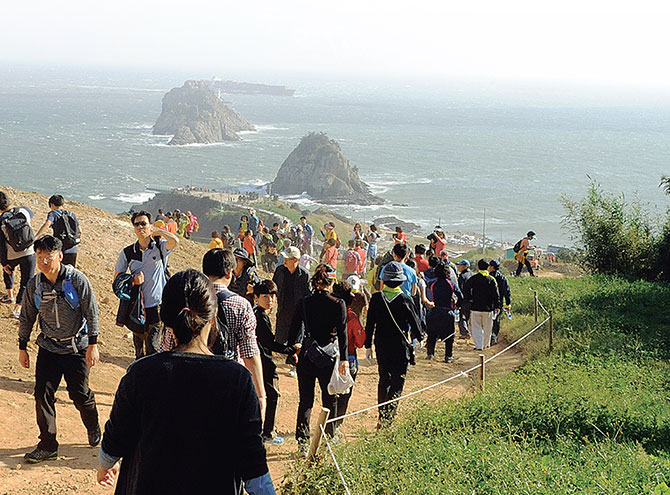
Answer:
[
  {"left": 159, "top": 283, "right": 259, "bottom": 363},
  {"left": 212, "top": 283, "right": 259, "bottom": 362}
]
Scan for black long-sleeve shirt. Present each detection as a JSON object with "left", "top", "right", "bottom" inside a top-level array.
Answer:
[
  {"left": 101, "top": 352, "right": 269, "bottom": 495},
  {"left": 287, "top": 290, "right": 347, "bottom": 361},
  {"left": 254, "top": 306, "right": 296, "bottom": 378},
  {"left": 463, "top": 272, "right": 500, "bottom": 312},
  {"left": 365, "top": 291, "right": 422, "bottom": 365},
  {"left": 491, "top": 270, "right": 511, "bottom": 307}
]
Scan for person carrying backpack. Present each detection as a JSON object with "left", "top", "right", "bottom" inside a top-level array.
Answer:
[
  {"left": 18, "top": 235, "right": 101, "bottom": 464},
  {"left": 342, "top": 240, "right": 362, "bottom": 280},
  {"left": 0, "top": 191, "right": 36, "bottom": 318},
  {"left": 35, "top": 194, "right": 81, "bottom": 267},
  {"left": 425, "top": 262, "right": 463, "bottom": 363},
  {"left": 514, "top": 231, "right": 536, "bottom": 277}
]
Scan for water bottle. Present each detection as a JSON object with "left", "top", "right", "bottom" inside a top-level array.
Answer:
[{"left": 450, "top": 310, "right": 460, "bottom": 323}]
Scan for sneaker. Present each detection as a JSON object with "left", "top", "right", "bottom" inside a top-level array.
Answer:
[
  {"left": 1, "top": 295, "right": 14, "bottom": 304},
  {"left": 426, "top": 354, "right": 434, "bottom": 361},
  {"left": 444, "top": 356, "right": 455, "bottom": 363},
  {"left": 288, "top": 368, "right": 297, "bottom": 378},
  {"left": 272, "top": 436, "right": 285, "bottom": 445},
  {"left": 88, "top": 425, "right": 101, "bottom": 447},
  {"left": 10, "top": 310, "right": 20, "bottom": 319},
  {"left": 24, "top": 447, "right": 57, "bottom": 464},
  {"left": 262, "top": 434, "right": 273, "bottom": 444}
]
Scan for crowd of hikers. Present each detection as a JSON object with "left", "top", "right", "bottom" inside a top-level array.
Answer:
[{"left": 0, "top": 190, "right": 536, "bottom": 494}]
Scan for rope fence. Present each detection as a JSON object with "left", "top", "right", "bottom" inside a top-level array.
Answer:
[{"left": 310, "top": 292, "right": 555, "bottom": 495}]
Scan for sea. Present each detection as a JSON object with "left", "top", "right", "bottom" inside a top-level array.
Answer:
[{"left": 1, "top": 64, "right": 669, "bottom": 247}]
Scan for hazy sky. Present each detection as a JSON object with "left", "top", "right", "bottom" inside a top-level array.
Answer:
[{"left": 3, "top": 0, "right": 669, "bottom": 85}]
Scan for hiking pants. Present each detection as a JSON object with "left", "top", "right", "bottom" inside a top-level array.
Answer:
[
  {"left": 459, "top": 304, "right": 471, "bottom": 338},
  {"left": 426, "top": 333, "right": 454, "bottom": 361},
  {"left": 262, "top": 373, "right": 280, "bottom": 438},
  {"left": 516, "top": 258, "right": 535, "bottom": 276},
  {"left": 132, "top": 306, "right": 160, "bottom": 359},
  {"left": 3, "top": 254, "right": 35, "bottom": 305},
  {"left": 34, "top": 347, "right": 99, "bottom": 452},
  {"left": 491, "top": 310, "right": 502, "bottom": 345},
  {"left": 470, "top": 310, "right": 494, "bottom": 350},
  {"left": 295, "top": 357, "right": 337, "bottom": 442},
  {"left": 377, "top": 359, "right": 409, "bottom": 426}
]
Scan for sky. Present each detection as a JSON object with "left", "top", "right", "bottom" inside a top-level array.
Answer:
[{"left": 2, "top": 0, "right": 670, "bottom": 86}]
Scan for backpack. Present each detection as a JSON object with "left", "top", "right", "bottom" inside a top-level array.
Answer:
[
  {"left": 513, "top": 239, "right": 523, "bottom": 253},
  {"left": 1, "top": 208, "right": 34, "bottom": 252},
  {"left": 211, "top": 289, "right": 237, "bottom": 358},
  {"left": 33, "top": 270, "right": 89, "bottom": 336},
  {"left": 344, "top": 249, "right": 361, "bottom": 274},
  {"left": 429, "top": 279, "right": 456, "bottom": 309},
  {"left": 52, "top": 210, "right": 81, "bottom": 251}
]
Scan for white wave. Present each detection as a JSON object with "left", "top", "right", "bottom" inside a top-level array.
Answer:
[
  {"left": 68, "top": 84, "right": 167, "bottom": 93},
  {"left": 88, "top": 194, "right": 105, "bottom": 200},
  {"left": 125, "top": 123, "right": 153, "bottom": 130},
  {"left": 113, "top": 191, "right": 156, "bottom": 204},
  {"left": 255, "top": 125, "right": 290, "bottom": 131}
]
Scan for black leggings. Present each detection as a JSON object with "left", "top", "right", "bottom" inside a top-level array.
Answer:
[{"left": 3, "top": 254, "right": 36, "bottom": 304}]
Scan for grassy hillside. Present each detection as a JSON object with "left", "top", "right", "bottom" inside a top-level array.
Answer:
[{"left": 282, "top": 276, "right": 670, "bottom": 494}]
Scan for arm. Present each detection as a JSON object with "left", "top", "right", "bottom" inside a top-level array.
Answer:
[
  {"left": 35, "top": 218, "right": 52, "bottom": 239},
  {"left": 18, "top": 278, "right": 39, "bottom": 368},
  {"left": 453, "top": 284, "right": 464, "bottom": 308},
  {"left": 336, "top": 300, "right": 348, "bottom": 362},
  {"left": 77, "top": 272, "right": 101, "bottom": 366},
  {"left": 153, "top": 227, "right": 180, "bottom": 251},
  {"left": 404, "top": 296, "right": 423, "bottom": 341},
  {"left": 242, "top": 354, "right": 266, "bottom": 418}
]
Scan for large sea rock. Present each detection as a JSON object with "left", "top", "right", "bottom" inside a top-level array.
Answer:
[
  {"left": 272, "top": 133, "right": 384, "bottom": 205},
  {"left": 153, "top": 80, "right": 254, "bottom": 145}
]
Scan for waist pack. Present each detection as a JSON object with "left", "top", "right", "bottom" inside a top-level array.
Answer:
[{"left": 304, "top": 337, "right": 339, "bottom": 369}]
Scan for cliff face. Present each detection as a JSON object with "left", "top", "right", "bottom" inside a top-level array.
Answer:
[
  {"left": 153, "top": 80, "right": 254, "bottom": 145},
  {"left": 272, "top": 133, "right": 384, "bottom": 205}
]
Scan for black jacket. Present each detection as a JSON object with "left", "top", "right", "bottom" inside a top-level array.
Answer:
[
  {"left": 272, "top": 265, "right": 310, "bottom": 342},
  {"left": 288, "top": 290, "right": 347, "bottom": 361},
  {"left": 491, "top": 270, "right": 511, "bottom": 307},
  {"left": 463, "top": 272, "right": 500, "bottom": 312},
  {"left": 253, "top": 306, "right": 296, "bottom": 378},
  {"left": 229, "top": 266, "right": 260, "bottom": 303},
  {"left": 365, "top": 291, "right": 423, "bottom": 365}
]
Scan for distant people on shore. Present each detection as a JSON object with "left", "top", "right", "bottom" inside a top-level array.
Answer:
[{"left": 514, "top": 231, "right": 537, "bottom": 277}]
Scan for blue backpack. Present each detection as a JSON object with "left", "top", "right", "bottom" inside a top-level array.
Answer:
[{"left": 34, "top": 270, "right": 88, "bottom": 335}]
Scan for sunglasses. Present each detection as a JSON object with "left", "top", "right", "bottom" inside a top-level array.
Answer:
[{"left": 133, "top": 221, "right": 149, "bottom": 227}]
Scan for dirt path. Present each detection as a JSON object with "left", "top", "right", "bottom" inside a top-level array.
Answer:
[{"left": 0, "top": 186, "right": 527, "bottom": 494}]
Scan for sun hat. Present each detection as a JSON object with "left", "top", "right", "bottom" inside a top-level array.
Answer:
[
  {"left": 282, "top": 246, "right": 301, "bottom": 259},
  {"left": 233, "top": 248, "right": 250, "bottom": 261}
]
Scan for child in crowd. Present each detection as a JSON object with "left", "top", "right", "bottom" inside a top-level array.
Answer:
[
  {"left": 393, "top": 226, "right": 406, "bottom": 245},
  {"left": 253, "top": 280, "right": 300, "bottom": 444},
  {"left": 221, "top": 225, "right": 235, "bottom": 249},
  {"left": 238, "top": 215, "right": 249, "bottom": 246},
  {"left": 208, "top": 231, "right": 224, "bottom": 250},
  {"left": 262, "top": 244, "right": 279, "bottom": 273},
  {"left": 355, "top": 240, "right": 367, "bottom": 276},
  {"left": 323, "top": 238, "right": 339, "bottom": 271},
  {"left": 243, "top": 230, "right": 257, "bottom": 266}
]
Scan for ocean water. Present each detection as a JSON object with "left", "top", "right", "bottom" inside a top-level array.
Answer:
[{"left": 1, "top": 65, "right": 669, "bottom": 246}]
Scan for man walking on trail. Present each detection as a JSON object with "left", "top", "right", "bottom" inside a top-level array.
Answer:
[
  {"left": 515, "top": 231, "right": 536, "bottom": 277},
  {"left": 455, "top": 259, "right": 473, "bottom": 339},
  {"left": 462, "top": 259, "right": 500, "bottom": 350},
  {"left": 35, "top": 194, "right": 81, "bottom": 267},
  {"left": 0, "top": 191, "right": 36, "bottom": 319},
  {"left": 272, "top": 246, "right": 310, "bottom": 345},
  {"left": 299, "top": 216, "right": 314, "bottom": 256},
  {"left": 488, "top": 260, "right": 511, "bottom": 345},
  {"left": 379, "top": 243, "right": 418, "bottom": 298},
  {"left": 113, "top": 210, "right": 180, "bottom": 359},
  {"left": 19, "top": 235, "right": 101, "bottom": 463}
]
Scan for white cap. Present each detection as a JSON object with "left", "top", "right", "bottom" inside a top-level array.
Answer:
[{"left": 346, "top": 275, "right": 361, "bottom": 292}]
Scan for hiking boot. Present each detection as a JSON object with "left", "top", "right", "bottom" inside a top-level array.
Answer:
[
  {"left": 88, "top": 425, "right": 102, "bottom": 447},
  {"left": 24, "top": 447, "right": 57, "bottom": 464}
]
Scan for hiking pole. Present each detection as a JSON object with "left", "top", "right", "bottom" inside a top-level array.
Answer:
[
  {"left": 533, "top": 291, "right": 539, "bottom": 323},
  {"left": 308, "top": 407, "right": 331, "bottom": 461},
  {"left": 548, "top": 309, "right": 553, "bottom": 353},
  {"left": 479, "top": 354, "right": 485, "bottom": 392}
]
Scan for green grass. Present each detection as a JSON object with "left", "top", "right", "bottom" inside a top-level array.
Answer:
[{"left": 281, "top": 275, "right": 670, "bottom": 494}]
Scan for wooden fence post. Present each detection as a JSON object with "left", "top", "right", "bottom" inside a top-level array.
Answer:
[
  {"left": 548, "top": 309, "right": 553, "bottom": 353},
  {"left": 307, "top": 407, "right": 330, "bottom": 460},
  {"left": 479, "top": 354, "right": 485, "bottom": 391},
  {"left": 533, "top": 290, "right": 539, "bottom": 323}
]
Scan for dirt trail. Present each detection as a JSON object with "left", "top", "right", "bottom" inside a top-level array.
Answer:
[{"left": 0, "top": 186, "right": 527, "bottom": 494}]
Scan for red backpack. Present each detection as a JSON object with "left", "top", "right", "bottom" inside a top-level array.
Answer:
[{"left": 344, "top": 249, "right": 361, "bottom": 273}]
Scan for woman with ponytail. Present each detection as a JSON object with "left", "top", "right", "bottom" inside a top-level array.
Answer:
[
  {"left": 97, "top": 270, "right": 275, "bottom": 494},
  {"left": 287, "top": 263, "right": 348, "bottom": 447}
]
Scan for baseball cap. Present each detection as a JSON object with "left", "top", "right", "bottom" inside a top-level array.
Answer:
[
  {"left": 455, "top": 260, "right": 470, "bottom": 267},
  {"left": 346, "top": 275, "right": 361, "bottom": 292},
  {"left": 489, "top": 260, "right": 500, "bottom": 269},
  {"left": 282, "top": 246, "right": 301, "bottom": 259}
]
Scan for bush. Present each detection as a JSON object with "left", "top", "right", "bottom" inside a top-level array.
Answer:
[{"left": 562, "top": 182, "right": 659, "bottom": 277}]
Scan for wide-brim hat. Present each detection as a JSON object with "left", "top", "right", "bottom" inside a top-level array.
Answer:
[{"left": 233, "top": 248, "right": 250, "bottom": 261}]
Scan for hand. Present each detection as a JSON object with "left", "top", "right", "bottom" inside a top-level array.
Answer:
[
  {"left": 425, "top": 300, "right": 435, "bottom": 308},
  {"left": 97, "top": 462, "right": 120, "bottom": 487},
  {"left": 338, "top": 359, "right": 349, "bottom": 376},
  {"left": 86, "top": 345, "right": 100, "bottom": 367},
  {"left": 19, "top": 349, "right": 30, "bottom": 369},
  {"left": 258, "top": 396, "right": 267, "bottom": 418},
  {"left": 365, "top": 348, "right": 373, "bottom": 361},
  {"left": 294, "top": 343, "right": 302, "bottom": 351},
  {"left": 132, "top": 272, "right": 144, "bottom": 286},
  {"left": 3, "top": 264, "right": 11, "bottom": 275}
]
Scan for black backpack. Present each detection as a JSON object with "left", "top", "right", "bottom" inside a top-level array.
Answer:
[
  {"left": 211, "top": 289, "right": 237, "bottom": 358},
  {"left": 52, "top": 210, "right": 81, "bottom": 251},
  {"left": 1, "top": 208, "right": 35, "bottom": 252},
  {"left": 513, "top": 239, "right": 523, "bottom": 253}
]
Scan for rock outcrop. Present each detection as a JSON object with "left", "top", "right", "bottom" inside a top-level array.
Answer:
[
  {"left": 272, "top": 133, "right": 383, "bottom": 205},
  {"left": 153, "top": 80, "right": 254, "bottom": 145}
]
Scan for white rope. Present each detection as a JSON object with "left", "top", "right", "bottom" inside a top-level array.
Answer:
[
  {"left": 537, "top": 299, "right": 549, "bottom": 316},
  {"left": 484, "top": 316, "right": 549, "bottom": 363},
  {"left": 325, "top": 364, "right": 480, "bottom": 425},
  {"left": 320, "top": 424, "right": 353, "bottom": 495}
]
